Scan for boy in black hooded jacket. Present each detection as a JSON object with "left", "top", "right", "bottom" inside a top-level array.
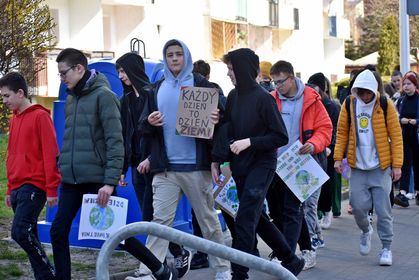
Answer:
[{"left": 211, "top": 48, "right": 304, "bottom": 280}]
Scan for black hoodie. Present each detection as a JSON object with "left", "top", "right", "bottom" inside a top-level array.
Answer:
[
  {"left": 116, "top": 52, "right": 151, "bottom": 174},
  {"left": 214, "top": 48, "right": 288, "bottom": 176}
]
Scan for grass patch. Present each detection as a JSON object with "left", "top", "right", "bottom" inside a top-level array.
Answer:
[
  {"left": 0, "top": 241, "right": 28, "bottom": 261},
  {"left": 72, "top": 261, "right": 96, "bottom": 271},
  {"left": 0, "top": 263, "right": 24, "bottom": 278}
]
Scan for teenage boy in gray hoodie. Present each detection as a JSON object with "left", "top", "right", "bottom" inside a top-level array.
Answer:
[
  {"left": 334, "top": 69, "right": 403, "bottom": 266},
  {"left": 130, "top": 39, "right": 231, "bottom": 280}
]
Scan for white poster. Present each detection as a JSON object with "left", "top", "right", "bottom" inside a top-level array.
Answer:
[
  {"left": 276, "top": 141, "right": 329, "bottom": 203},
  {"left": 213, "top": 174, "right": 239, "bottom": 218},
  {"left": 78, "top": 194, "right": 128, "bottom": 241}
]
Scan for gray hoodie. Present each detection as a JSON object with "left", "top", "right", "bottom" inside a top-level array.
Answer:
[
  {"left": 277, "top": 77, "right": 305, "bottom": 156},
  {"left": 158, "top": 39, "right": 196, "bottom": 164}
]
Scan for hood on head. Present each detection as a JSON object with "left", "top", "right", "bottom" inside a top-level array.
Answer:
[
  {"left": 351, "top": 69, "right": 378, "bottom": 97},
  {"left": 228, "top": 48, "right": 259, "bottom": 90},
  {"left": 116, "top": 52, "right": 150, "bottom": 94},
  {"left": 162, "top": 39, "right": 193, "bottom": 82}
]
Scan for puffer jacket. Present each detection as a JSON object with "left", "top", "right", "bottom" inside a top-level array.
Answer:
[
  {"left": 334, "top": 94, "right": 403, "bottom": 169},
  {"left": 59, "top": 72, "right": 124, "bottom": 186}
]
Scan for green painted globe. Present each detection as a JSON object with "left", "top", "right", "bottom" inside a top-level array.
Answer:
[
  {"left": 227, "top": 186, "right": 239, "bottom": 203},
  {"left": 89, "top": 205, "right": 114, "bottom": 230},
  {"left": 295, "top": 170, "right": 310, "bottom": 185}
]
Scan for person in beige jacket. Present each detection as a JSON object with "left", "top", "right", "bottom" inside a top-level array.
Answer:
[{"left": 334, "top": 69, "right": 403, "bottom": 267}]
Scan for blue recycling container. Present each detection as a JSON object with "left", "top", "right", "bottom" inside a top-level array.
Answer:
[{"left": 38, "top": 57, "right": 194, "bottom": 247}]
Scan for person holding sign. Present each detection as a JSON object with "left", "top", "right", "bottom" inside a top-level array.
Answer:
[
  {"left": 267, "top": 61, "right": 332, "bottom": 255},
  {"left": 134, "top": 39, "right": 230, "bottom": 280},
  {"left": 1, "top": 72, "right": 60, "bottom": 280},
  {"left": 212, "top": 48, "right": 304, "bottom": 280},
  {"left": 334, "top": 69, "right": 403, "bottom": 266}
]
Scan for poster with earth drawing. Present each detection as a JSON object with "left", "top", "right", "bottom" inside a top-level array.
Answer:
[
  {"left": 276, "top": 140, "right": 329, "bottom": 203},
  {"left": 78, "top": 194, "right": 128, "bottom": 242}
]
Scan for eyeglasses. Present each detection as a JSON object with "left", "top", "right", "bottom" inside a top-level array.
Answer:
[
  {"left": 58, "top": 65, "right": 77, "bottom": 78},
  {"left": 273, "top": 77, "right": 290, "bottom": 86}
]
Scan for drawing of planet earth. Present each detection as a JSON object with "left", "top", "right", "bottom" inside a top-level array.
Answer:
[{"left": 89, "top": 205, "right": 114, "bottom": 230}]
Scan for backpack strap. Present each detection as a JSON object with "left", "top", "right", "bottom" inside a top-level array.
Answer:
[
  {"left": 379, "top": 95, "right": 388, "bottom": 127},
  {"left": 345, "top": 95, "right": 352, "bottom": 127}
]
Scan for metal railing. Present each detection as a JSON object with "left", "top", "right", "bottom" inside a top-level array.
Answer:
[{"left": 96, "top": 222, "right": 298, "bottom": 280}]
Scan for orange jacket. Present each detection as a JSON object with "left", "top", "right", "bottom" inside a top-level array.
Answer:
[{"left": 270, "top": 87, "right": 332, "bottom": 154}]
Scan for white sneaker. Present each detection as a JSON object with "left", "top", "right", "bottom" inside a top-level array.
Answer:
[
  {"left": 125, "top": 267, "right": 154, "bottom": 280},
  {"left": 215, "top": 270, "right": 231, "bottom": 280},
  {"left": 359, "top": 225, "right": 373, "bottom": 256},
  {"left": 301, "top": 250, "right": 316, "bottom": 270},
  {"left": 405, "top": 193, "right": 415, "bottom": 200},
  {"left": 379, "top": 248, "right": 392, "bottom": 266},
  {"left": 320, "top": 211, "right": 332, "bottom": 229}
]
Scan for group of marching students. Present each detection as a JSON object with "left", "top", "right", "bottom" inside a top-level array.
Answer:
[{"left": 1, "top": 39, "right": 418, "bottom": 280}]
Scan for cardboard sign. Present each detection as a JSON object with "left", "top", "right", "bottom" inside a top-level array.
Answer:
[
  {"left": 212, "top": 164, "right": 239, "bottom": 217},
  {"left": 176, "top": 86, "right": 219, "bottom": 139},
  {"left": 78, "top": 194, "right": 128, "bottom": 242},
  {"left": 276, "top": 141, "right": 329, "bottom": 202}
]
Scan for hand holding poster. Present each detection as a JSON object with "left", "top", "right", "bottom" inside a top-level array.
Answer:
[
  {"left": 276, "top": 141, "right": 329, "bottom": 202},
  {"left": 212, "top": 164, "right": 239, "bottom": 217},
  {"left": 176, "top": 86, "right": 219, "bottom": 139},
  {"left": 78, "top": 194, "right": 128, "bottom": 241}
]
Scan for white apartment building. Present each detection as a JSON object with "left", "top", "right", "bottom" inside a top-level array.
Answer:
[{"left": 37, "top": 0, "right": 349, "bottom": 104}]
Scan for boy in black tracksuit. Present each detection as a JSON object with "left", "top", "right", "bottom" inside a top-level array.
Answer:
[{"left": 211, "top": 48, "right": 304, "bottom": 280}]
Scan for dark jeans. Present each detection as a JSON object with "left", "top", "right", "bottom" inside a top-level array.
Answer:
[
  {"left": 131, "top": 167, "right": 154, "bottom": 222},
  {"left": 266, "top": 173, "right": 303, "bottom": 252},
  {"left": 297, "top": 216, "right": 312, "bottom": 251},
  {"left": 50, "top": 183, "right": 161, "bottom": 280},
  {"left": 11, "top": 184, "right": 55, "bottom": 280},
  {"left": 400, "top": 137, "right": 419, "bottom": 193},
  {"left": 232, "top": 166, "right": 294, "bottom": 279}
]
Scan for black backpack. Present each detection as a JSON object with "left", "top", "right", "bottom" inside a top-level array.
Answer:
[{"left": 345, "top": 95, "right": 388, "bottom": 127}]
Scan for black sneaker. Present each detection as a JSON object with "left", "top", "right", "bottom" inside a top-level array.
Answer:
[
  {"left": 174, "top": 249, "right": 191, "bottom": 278},
  {"left": 282, "top": 256, "right": 305, "bottom": 276},
  {"left": 416, "top": 194, "right": 419, "bottom": 206},
  {"left": 155, "top": 264, "right": 178, "bottom": 280},
  {"left": 394, "top": 193, "right": 409, "bottom": 207},
  {"left": 190, "top": 252, "right": 209, "bottom": 270}
]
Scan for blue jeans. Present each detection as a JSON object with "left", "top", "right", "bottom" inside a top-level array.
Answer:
[{"left": 11, "top": 184, "right": 55, "bottom": 280}]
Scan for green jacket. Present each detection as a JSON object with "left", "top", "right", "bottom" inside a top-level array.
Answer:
[{"left": 59, "top": 72, "right": 124, "bottom": 186}]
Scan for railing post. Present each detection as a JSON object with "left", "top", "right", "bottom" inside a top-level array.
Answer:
[{"left": 96, "top": 222, "right": 298, "bottom": 280}]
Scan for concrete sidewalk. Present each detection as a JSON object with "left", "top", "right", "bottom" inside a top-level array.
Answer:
[{"left": 180, "top": 199, "right": 419, "bottom": 280}]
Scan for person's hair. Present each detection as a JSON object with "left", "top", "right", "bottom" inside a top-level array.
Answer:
[
  {"left": 371, "top": 70, "right": 384, "bottom": 94},
  {"left": 324, "top": 76, "right": 331, "bottom": 99},
  {"left": 193, "top": 60, "right": 210, "bottom": 77},
  {"left": 0, "top": 72, "right": 28, "bottom": 98},
  {"left": 56, "top": 48, "right": 88, "bottom": 69},
  {"left": 221, "top": 53, "right": 231, "bottom": 64},
  {"left": 270, "top": 60, "right": 294, "bottom": 76},
  {"left": 391, "top": 70, "right": 402, "bottom": 78},
  {"left": 164, "top": 39, "right": 182, "bottom": 55}
]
